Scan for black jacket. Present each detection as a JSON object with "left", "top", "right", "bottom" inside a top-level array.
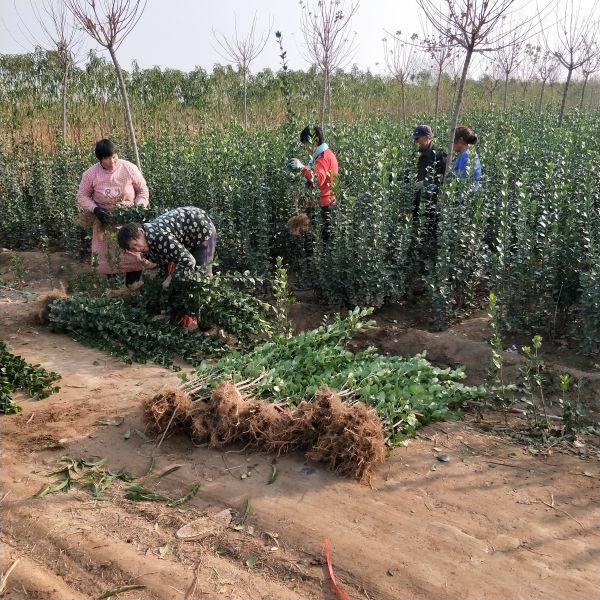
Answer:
[{"left": 417, "top": 143, "right": 447, "bottom": 190}]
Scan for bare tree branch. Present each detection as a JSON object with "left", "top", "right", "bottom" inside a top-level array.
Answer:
[
  {"left": 212, "top": 13, "right": 273, "bottom": 129},
  {"left": 383, "top": 32, "right": 423, "bottom": 125},
  {"left": 299, "top": 0, "right": 359, "bottom": 127},
  {"left": 417, "top": 0, "right": 553, "bottom": 170},
  {"left": 544, "top": 0, "right": 600, "bottom": 124},
  {"left": 66, "top": 0, "right": 147, "bottom": 168},
  {"left": 12, "top": 0, "right": 81, "bottom": 141}
]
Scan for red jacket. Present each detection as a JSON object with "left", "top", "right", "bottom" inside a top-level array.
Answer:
[{"left": 302, "top": 148, "right": 338, "bottom": 207}]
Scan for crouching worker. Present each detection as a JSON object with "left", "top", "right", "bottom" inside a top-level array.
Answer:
[{"left": 117, "top": 206, "right": 217, "bottom": 329}]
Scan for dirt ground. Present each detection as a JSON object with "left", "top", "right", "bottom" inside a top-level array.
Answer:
[{"left": 1, "top": 253, "right": 599, "bottom": 600}]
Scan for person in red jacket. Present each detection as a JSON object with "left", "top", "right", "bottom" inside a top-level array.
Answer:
[{"left": 289, "top": 125, "right": 339, "bottom": 242}]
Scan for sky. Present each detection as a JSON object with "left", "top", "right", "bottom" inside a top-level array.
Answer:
[{"left": 0, "top": 0, "right": 599, "bottom": 76}]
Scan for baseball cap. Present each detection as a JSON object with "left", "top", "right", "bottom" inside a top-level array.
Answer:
[{"left": 410, "top": 124, "right": 433, "bottom": 140}]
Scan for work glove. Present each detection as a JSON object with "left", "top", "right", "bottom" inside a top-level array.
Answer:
[
  {"left": 414, "top": 180, "right": 425, "bottom": 192},
  {"left": 287, "top": 158, "right": 305, "bottom": 173},
  {"left": 93, "top": 206, "right": 111, "bottom": 225}
]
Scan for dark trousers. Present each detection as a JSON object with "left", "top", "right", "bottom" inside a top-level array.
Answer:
[{"left": 321, "top": 204, "right": 333, "bottom": 244}]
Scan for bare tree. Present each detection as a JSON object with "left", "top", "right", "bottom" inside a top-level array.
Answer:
[
  {"left": 480, "top": 60, "right": 502, "bottom": 104},
  {"left": 212, "top": 14, "right": 272, "bottom": 130},
  {"left": 417, "top": 0, "right": 542, "bottom": 171},
  {"left": 13, "top": 0, "right": 80, "bottom": 142},
  {"left": 549, "top": 0, "right": 600, "bottom": 126},
  {"left": 420, "top": 29, "right": 454, "bottom": 134},
  {"left": 528, "top": 44, "right": 560, "bottom": 114},
  {"left": 580, "top": 40, "right": 600, "bottom": 108},
  {"left": 518, "top": 42, "right": 539, "bottom": 100},
  {"left": 383, "top": 32, "right": 422, "bottom": 126},
  {"left": 66, "top": 0, "right": 147, "bottom": 169},
  {"left": 494, "top": 26, "right": 523, "bottom": 109},
  {"left": 299, "top": 0, "right": 359, "bottom": 128}
]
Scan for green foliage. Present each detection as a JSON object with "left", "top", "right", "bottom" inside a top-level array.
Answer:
[
  {"left": 49, "top": 268, "right": 275, "bottom": 367},
  {"left": 163, "top": 270, "right": 274, "bottom": 343},
  {"left": 8, "top": 251, "right": 26, "bottom": 284},
  {"left": 2, "top": 110, "right": 600, "bottom": 353},
  {"left": 48, "top": 294, "right": 224, "bottom": 369},
  {"left": 0, "top": 340, "right": 61, "bottom": 414},
  {"left": 193, "top": 307, "right": 486, "bottom": 444},
  {"left": 272, "top": 257, "right": 296, "bottom": 338}
]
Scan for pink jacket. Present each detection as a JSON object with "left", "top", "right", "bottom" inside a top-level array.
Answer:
[{"left": 76, "top": 159, "right": 150, "bottom": 275}]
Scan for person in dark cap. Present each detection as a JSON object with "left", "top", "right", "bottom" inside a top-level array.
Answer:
[{"left": 410, "top": 124, "right": 447, "bottom": 260}]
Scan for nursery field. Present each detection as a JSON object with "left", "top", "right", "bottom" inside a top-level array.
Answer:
[
  {"left": 2, "top": 105, "right": 600, "bottom": 600},
  {"left": 2, "top": 109, "right": 600, "bottom": 352},
  {"left": 0, "top": 253, "right": 599, "bottom": 599}
]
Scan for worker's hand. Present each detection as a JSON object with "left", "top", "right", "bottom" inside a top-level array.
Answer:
[
  {"left": 287, "top": 158, "right": 304, "bottom": 173},
  {"left": 162, "top": 274, "right": 172, "bottom": 290},
  {"left": 93, "top": 206, "right": 110, "bottom": 225},
  {"left": 414, "top": 180, "right": 425, "bottom": 192}
]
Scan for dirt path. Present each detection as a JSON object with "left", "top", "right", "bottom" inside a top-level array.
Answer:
[{"left": 1, "top": 291, "right": 599, "bottom": 599}]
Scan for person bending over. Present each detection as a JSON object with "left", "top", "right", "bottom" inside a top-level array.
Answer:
[{"left": 117, "top": 207, "right": 216, "bottom": 328}]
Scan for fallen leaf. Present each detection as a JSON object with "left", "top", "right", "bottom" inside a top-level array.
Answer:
[{"left": 245, "top": 555, "right": 258, "bottom": 568}]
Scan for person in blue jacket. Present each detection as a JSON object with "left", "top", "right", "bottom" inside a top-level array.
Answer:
[{"left": 452, "top": 126, "right": 482, "bottom": 188}]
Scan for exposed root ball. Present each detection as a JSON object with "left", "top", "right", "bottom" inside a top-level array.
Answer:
[
  {"left": 287, "top": 212, "right": 310, "bottom": 236},
  {"left": 142, "top": 383, "right": 387, "bottom": 483},
  {"left": 144, "top": 387, "right": 193, "bottom": 435},
  {"left": 203, "top": 381, "right": 251, "bottom": 448},
  {"left": 247, "top": 403, "right": 300, "bottom": 455},
  {"left": 74, "top": 211, "right": 97, "bottom": 229},
  {"left": 34, "top": 286, "right": 67, "bottom": 325},
  {"left": 307, "top": 397, "right": 386, "bottom": 484}
]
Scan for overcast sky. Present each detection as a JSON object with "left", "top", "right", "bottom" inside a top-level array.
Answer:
[{"left": 1, "top": 0, "right": 599, "bottom": 76}]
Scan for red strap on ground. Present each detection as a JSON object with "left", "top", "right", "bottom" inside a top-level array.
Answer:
[
  {"left": 323, "top": 538, "right": 351, "bottom": 600},
  {"left": 167, "top": 262, "right": 176, "bottom": 276}
]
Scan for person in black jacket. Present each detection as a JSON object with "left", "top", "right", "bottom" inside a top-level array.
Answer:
[{"left": 410, "top": 124, "right": 447, "bottom": 259}]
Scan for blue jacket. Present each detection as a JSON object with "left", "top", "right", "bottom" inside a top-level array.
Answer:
[{"left": 453, "top": 150, "right": 482, "bottom": 186}]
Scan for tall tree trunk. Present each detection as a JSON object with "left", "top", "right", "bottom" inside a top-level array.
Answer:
[
  {"left": 579, "top": 73, "right": 590, "bottom": 109},
  {"left": 503, "top": 73, "right": 509, "bottom": 110},
  {"left": 538, "top": 79, "right": 546, "bottom": 116},
  {"left": 326, "top": 74, "right": 332, "bottom": 127},
  {"left": 558, "top": 66, "right": 573, "bottom": 127},
  {"left": 434, "top": 67, "right": 442, "bottom": 135},
  {"left": 242, "top": 69, "right": 248, "bottom": 130},
  {"left": 401, "top": 79, "right": 407, "bottom": 126},
  {"left": 320, "top": 68, "right": 328, "bottom": 128},
  {"left": 61, "top": 60, "right": 70, "bottom": 143},
  {"left": 446, "top": 47, "right": 474, "bottom": 174},
  {"left": 108, "top": 46, "right": 141, "bottom": 170}
]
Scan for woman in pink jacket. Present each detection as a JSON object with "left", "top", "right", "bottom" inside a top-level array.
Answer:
[{"left": 76, "top": 139, "right": 150, "bottom": 286}]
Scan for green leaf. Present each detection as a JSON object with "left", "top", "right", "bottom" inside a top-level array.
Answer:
[
  {"left": 267, "top": 464, "right": 277, "bottom": 485},
  {"left": 167, "top": 482, "right": 200, "bottom": 507},
  {"left": 97, "top": 584, "right": 146, "bottom": 599},
  {"left": 245, "top": 555, "right": 258, "bottom": 568},
  {"left": 157, "top": 465, "right": 182, "bottom": 478}
]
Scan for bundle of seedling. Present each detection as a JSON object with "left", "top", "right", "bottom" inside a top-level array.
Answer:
[
  {"left": 43, "top": 268, "right": 276, "bottom": 369},
  {"left": 145, "top": 383, "right": 386, "bottom": 483},
  {"left": 0, "top": 341, "right": 61, "bottom": 414},
  {"left": 144, "top": 308, "right": 487, "bottom": 481},
  {"left": 75, "top": 204, "right": 159, "bottom": 230}
]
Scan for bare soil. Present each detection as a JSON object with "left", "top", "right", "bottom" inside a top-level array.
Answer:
[{"left": 1, "top": 253, "right": 599, "bottom": 600}]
